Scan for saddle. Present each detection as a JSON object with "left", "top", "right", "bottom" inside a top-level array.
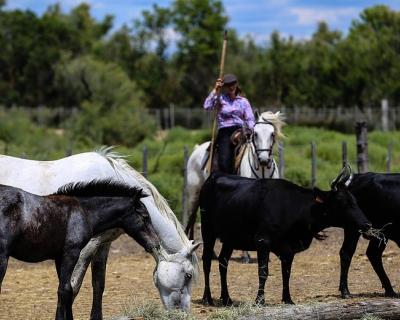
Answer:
[{"left": 202, "top": 127, "right": 252, "bottom": 174}]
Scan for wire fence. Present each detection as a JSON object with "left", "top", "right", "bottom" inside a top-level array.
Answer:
[
  {"left": 149, "top": 100, "right": 399, "bottom": 133},
  {"left": 2, "top": 99, "right": 398, "bottom": 133}
]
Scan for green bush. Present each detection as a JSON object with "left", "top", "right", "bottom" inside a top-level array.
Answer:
[{"left": 56, "top": 56, "right": 155, "bottom": 147}]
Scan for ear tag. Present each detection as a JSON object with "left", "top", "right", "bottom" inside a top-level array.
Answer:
[{"left": 315, "top": 196, "right": 324, "bottom": 203}]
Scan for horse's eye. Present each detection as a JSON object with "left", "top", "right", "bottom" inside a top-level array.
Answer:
[{"left": 186, "top": 273, "right": 192, "bottom": 279}]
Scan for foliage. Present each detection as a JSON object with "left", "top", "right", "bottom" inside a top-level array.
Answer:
[
  {"left": 55, "top": 55, "right": 154, "bottom": 146},
  {"left": 1, "top": 2, "right": 400, "bottom": 112},
  {"left": 0, "top": 107, "right": 71, "bottom": 159}
]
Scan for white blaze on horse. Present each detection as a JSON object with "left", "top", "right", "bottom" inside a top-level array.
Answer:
[
  {"left": 0, "top": 148, "right": 200, "bottom": 318},
  {"left": 184, "top": 111, "right": 285, "bottom": 238}
]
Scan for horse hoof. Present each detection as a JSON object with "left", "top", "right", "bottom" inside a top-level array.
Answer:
[
  {"left": 385, "top": 291, "right": 399, "bottom": 298},
  {"left": 283, "top": 299, "right": 295, "bottom": 305},
  {"left": 240, "top": 255, "right": 250, "bottom": 264},
  {"left": 202, "top": 297, "right": 214, "bottom": 306},
  {"left": 340, "top": 290, "right": 352, "bottom": 299},
  {"left": 221, "top": 297, "right": 233, "bottom": 306},
  {"left": 255, "top": 298, "right": 265, "bottom": 306}
]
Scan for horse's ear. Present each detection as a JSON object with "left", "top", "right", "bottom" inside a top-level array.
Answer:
[
  {"left": 188, "top": 240, "right": 202, "bottom": 255},
  {"left": 133, "top": 188, "right": 148, "bottom": 204},
  {"left": 139, "top": 189, "right": 149, "bottom": 199},
  {"left": 254, "top": 109, "right": 260, "bottom": 120}
]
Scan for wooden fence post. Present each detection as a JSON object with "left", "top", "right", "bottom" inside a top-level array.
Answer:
[
  {"left": 66, "top": 145, "right": 72, "bottom": 157},
  {"left": 163, "top": 108, "right": 169, "bottom": 130},
  {"left": 169, "top": 104, "right": 175, "bottom": 128},
  {"left": 311, "top": 142, "right": 317, "bottom": 188},
  {"left": 356, "top": 121, "right": 368, "bottom": 173},
  {"left": 155, "top": 109, "right": 162, "bottom": 130},
  {"left": 381, "top": 99, "right": 389, "bottom": 132},
  {"left": 342, "top": 141, "right": 348, "bottom": 166},
  {"left": 142, "top": 145, "right": 148, "bottom": 178},
  {"left": 387, "top": 142, "right": 393, "bottom": 173},
  {"left": 278, "top": 141, "right": 285, "bottom": 178},
  {"left": 182, "top": 145, "right": 189, "bottom": 225}
]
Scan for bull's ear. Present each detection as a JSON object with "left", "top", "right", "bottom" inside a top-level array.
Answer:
[{"left": 313, "top": 187, "right": 328, "bottom": 204}]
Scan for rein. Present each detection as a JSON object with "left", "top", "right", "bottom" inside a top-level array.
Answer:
[
  {"left": 245, "top": 120, "right": 276, "bottom": 179},
  {"left": 247, "top": 143, "right": 276, "bottom": 179},
  {"left": 252, "top": 121, "right": 275, "bottom": 160}
]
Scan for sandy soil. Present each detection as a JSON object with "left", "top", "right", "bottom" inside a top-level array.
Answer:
[{"left": 0, "top": 226, "right": 399, "bottom": 320}]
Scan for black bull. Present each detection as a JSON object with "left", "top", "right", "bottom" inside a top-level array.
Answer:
[
  {"left": 340, "top": 172, "right": 400, "bottom": 298},
  {"left": 199, "top": 172, "right": 374, "bottom": 306}
]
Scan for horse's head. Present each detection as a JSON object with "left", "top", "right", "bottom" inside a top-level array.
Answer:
[
  {"left": 154, "top": 241, "right": 201, "bottom": 312},
  {"left": 121, "top": 189, "right": 162, "bottom": 254},
  {"left": 252, "top": 110, "right": 284, "bottom": 169}
]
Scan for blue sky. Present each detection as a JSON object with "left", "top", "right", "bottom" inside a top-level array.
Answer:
[{"left": 5, "top": 0, "right": 400, "bottom": 43}]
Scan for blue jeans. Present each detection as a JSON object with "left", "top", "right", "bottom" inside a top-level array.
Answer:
[{"left": 216, "top": 126, "right": 241, "bottom": 174}]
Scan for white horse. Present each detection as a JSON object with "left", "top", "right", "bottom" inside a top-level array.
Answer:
[
  {"left": 0, "top": 147, "right": 200, "bottom": 318},
  {"left": 184, "top": 111, "right": 285, "bottom": 241}
]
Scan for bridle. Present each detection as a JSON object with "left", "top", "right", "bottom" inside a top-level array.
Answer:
[{"left": 247, "top": 120, "right": 276, "bottom": 179}]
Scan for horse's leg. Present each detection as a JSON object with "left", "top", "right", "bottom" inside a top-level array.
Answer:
[
  {"left": 185, "top": 195, "right": 199, "bottom": 240},
  {"left": 202, "top": 235, "right": 216, "bottom": 305},
  {"left": 366, "top": 239, "right": 396, "bottom": 297},
  {"left": 90, "top": 243, "right": 111, "bottom": 320},
  {"left": 56, "top": 250, "right": 81, "bottom": 320},
  {"left": 71, "top": 229, "right": 122, "bottom": 298},
  {"left": 280, "top": 253, "right": 295, "bottom": 304},
  {"left": 71, "top": 239, "right": 101, "bottom": 298},
  {"left": 0, "top": 255, "right": 9, "bottom": 293},
  {"left": 218, "top": 244, "right": 234, "bottom": 306},
  {"left": 240, "top": 250, "right": 251, "bottom": 264},
  {"left": 339, "top": 229, "right": 360, "bottom": 298},
  {"left": 255, "top": 247, "right": 270, "bottom": 305}
]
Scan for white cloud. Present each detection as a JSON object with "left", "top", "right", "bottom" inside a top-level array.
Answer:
[{"left": 290, "top": 7, "right": 359, "bottom": 26}]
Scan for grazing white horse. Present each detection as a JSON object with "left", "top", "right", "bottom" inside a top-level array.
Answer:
[
  {"left": 184, "top": 111, "right": 285, "bottom": 240},
  {"left": 0, "top": 147, "right": 199, "bottom": 318}
]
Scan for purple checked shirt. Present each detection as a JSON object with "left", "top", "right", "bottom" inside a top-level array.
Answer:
[{"left": 203, "top": 91, "right": 255, "bottom": 129}]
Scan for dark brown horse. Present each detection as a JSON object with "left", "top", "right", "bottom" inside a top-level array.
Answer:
[{"left": 0, "top": 180, "right": 161, "bottom": 320}]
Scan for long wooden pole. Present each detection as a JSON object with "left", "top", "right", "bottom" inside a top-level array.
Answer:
[{"left": 206, "top": 30, "right": 227, "bottom": 174}]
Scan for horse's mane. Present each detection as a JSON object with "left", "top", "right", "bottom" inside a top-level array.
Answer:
[
  {"left": 55, "top": 178, "right": 144, "bottom": 198},
  {"left": 259, "top": 111, "right": 286, "bottom": 140},
  {"left": 94, "top": 146, "right": 199, "bottom": 281}
]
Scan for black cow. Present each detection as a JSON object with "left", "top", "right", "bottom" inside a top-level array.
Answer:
[
  {"left": 199, "top": 169, "right": 373, "bottom": 306},
  {"left": 339, "top": 172, "right": 400, "bottom": 298}
]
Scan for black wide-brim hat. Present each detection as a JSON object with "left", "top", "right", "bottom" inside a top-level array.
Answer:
[{"left": 223, "top": 73, "right": 237, "bottom": 85}]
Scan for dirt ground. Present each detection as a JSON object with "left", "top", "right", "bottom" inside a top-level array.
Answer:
[{"left": 0, "top": 226, "right": 399, "bottom": 320}]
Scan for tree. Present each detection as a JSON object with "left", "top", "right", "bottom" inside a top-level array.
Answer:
[
  {"left": 301, "top": 22, "right": 342, "bottom": 108},
  {"left": 338, "top": 5, "right": 400, "bottom": 108},
  {"left": 171, "top": 0, "right": 228, "bottom": 107},
  {"left": 55, "top": 55, "right": 154, "bottom": 146}
]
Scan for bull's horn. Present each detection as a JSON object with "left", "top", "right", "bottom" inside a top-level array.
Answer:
[{"left": 331, "top": 166, "right": 345, "bottom": 190}]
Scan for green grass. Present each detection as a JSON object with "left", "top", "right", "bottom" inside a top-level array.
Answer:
[{"left": 110, "top": 297, "right": 195, "bottom": 320}]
